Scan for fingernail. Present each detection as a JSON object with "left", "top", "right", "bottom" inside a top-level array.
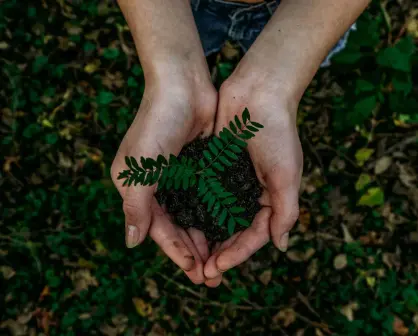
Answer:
[
  {"left": 278, "top": 232, "right": 289, "bottom": 252},
  {"left": 126, "top": 225, "right": 140, "bottom": 248}
]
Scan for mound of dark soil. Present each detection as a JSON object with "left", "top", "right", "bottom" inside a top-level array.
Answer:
[{"left": 155, "top": 137, "right": 262, "bottom": 241}]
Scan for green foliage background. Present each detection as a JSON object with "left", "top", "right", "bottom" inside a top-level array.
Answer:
[{"left": 0, "top": 0, "right": 417, "bottom": 335}]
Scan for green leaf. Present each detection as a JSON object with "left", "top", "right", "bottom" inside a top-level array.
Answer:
[
  {"left": 175, "top": 165, "right": 185, "bottom": 180},
  {"left": 97, "top": 91, "right": 114, "bottom": 105},
  {"left": 251, "top": 121, "right": 264, "bottom": 129},
  {"left": 159, "top": 168, "right": 168, "bottom": 187},
  {"left": 208, "top": 196, "right": 215, "bottom": 211},
  {"left": 174, "top": 176, "right": 181, "bottom": 190},
  {"left": 219, "top": 209, "right": 228, "bottom": 226},
  {"left": 238, "top": 130, "right": 254, "bottom": 140},
  {"left": 219, "top": 130, "right": 229, "bottom": 144},
  {"left": 222, "top": 197, "right": 237, "bottom": 205},
  {"left": 235, "top": 217, "right": 250, "bottom": 227},
  {"left": 151, "top": 168, "right": 161, "bottom": 185},
  {"left": 117, "top": 170, "right": 130, "bottom": 180},
  {"left": 232, "top": 136, "right": 247, "bottom": 148},
  {"left": 122, "top": 179, "right": 129, "bottom": 186},
  {"left": 202, "top": 192, "right": 211, "bottom": 203},
  {"left": 377, "top": 36, "right": 415, "bottom": 72},
  {"left": 355, "top": 173, "right": 372, "bottom": 191},
  {"left": 182, "top": 175, "right": 189, "bottom": 190},
  {"left": 157, "top": 154, "right": 168, "bottom": 166},
  {"left": 169, "top": 154, "right": 178, "bottom": 165},
  {"left": 102, "top": 48, "right": 120, "bottom": 60},
  {"left": 203, "top": 169, "right": 217, "bottom": 177},
  {"left": 32, "top": 55, "right": 48, "bottom": 73},
  {"left": 213, "top": 137, "right": 224, "bottom": 150},
  {"left": 229, "top": 144, "right": 242, "bottom": 153},
  {"left": 213, "top": 162, "right": 225, "bottom": 172},
  {"left": 219, "top": 155, "right": 232, "bottom": 167},
  {"left": 212, "top": 202, "right": 221, "bottom": 217},
  {"left": 224, "top": 150, "right": 238, "bottom": 160},
  {"left": 144, "top": 172, "right": 152, "bottom": 186},
  {"left": 130, "top": 157, "right": 143, "bottom": 172},
  {"left": 190, "top": 175, "right": 197, "bottom": 187},
  {"left": 125, "top": 156, "right": 132, "bottom": 169},
  {"left": 234, "top": 115, "right": 242, "bottom": 130},
  {"left": 203, "top": 150, "right": 212, "bottom": 163},
  {"left": 358, "top": 187, "right": 384, "bottom": 207},
  {"left": 355, "top": 148, "right": 375, "bottom": 167},
  {"left": 229, "top": 121, "right": 237, "bottom": 134},
  {"left": 198, "top": 158, "right": 206, "bottom": 169},
  {"left": 166, "top": 178, "right": 173, "bottom": 190},
  {"left": 247, "top": 125, "right": 259, "bottom": 132},
  {"left": 208, "top": 143, "right": 219, "bottom": 156},
  {"left": 230, "top": 207, "right": 245, "bottom": 214},
  {"left": 168, "top": 165, "right": 177, "bottom": 178},
  {"left": 219, "top": 191, "right": 234, "bottom": 199},
  {"left": 242, "top": 108, "right": 250, "bottom": 123},
  {"left": 228, "top": 217, "right": 236, "bottom": 236}
]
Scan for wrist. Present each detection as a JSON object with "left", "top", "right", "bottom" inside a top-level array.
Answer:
[{"left": 225, "top": 61, "right": 300, "bottom": 119}]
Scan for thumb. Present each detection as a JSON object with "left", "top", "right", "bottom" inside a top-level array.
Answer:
[{"left": 111, "top": 156, "right": 155, "bottom": 249}]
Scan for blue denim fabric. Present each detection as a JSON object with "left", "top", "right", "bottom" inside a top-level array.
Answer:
[{"left": 191, "top": 0, "right": 356, "bottom": 67}]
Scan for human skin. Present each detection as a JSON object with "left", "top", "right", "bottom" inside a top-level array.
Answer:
[{"left": 112, "top": 0, "right": 370, "bottom": 287}]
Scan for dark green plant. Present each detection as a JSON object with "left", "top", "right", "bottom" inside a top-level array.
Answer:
[{"left": 117, "top": 108, "right": 264, "bottom": 235}]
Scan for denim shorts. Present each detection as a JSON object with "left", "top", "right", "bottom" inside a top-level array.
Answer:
[{"left": 191, "top": 0, "right": 356, "bottom": 67}]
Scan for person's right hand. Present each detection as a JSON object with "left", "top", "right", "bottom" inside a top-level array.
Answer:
[{"left": 111, "top": 71, "right": 221, "bottom": 286}]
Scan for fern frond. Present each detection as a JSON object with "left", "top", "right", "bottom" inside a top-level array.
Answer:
[{"left": 119, "top": 153, "right": 196, "bottom": 191}]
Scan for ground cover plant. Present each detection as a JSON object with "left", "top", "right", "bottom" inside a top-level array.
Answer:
[{"left": 1, "top": 0, "right": 418, "bottom": 335}]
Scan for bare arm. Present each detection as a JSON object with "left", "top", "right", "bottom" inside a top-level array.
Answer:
[
  {"left": 233, "top": 0, "right": 371, "bottom": 103},
  {"left": 117, "top": 0, "right": 209, "bottom": 83}
]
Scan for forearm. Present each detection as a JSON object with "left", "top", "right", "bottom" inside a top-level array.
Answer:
[
  {"left": 235, "top": 0, "right": 370, "bottom": 102},
  {"left": 117, "top": 0, "right": 209, "bottom": 82}
]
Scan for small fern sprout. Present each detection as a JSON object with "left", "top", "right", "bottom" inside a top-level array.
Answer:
[{"left": 117, "top": 108, "right": 264, "bottom": 235}]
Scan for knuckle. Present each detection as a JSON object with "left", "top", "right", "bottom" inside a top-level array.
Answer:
[
  {"left": 287, "top": 205, "right": 300, "bottom": 226},
  {"left": 122, "top": 201, "right": 141, "bottom": 223}
]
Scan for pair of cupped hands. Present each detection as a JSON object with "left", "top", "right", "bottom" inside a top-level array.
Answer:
[{"left": 110, "top": 59, "right": 303, "bottom": 287}]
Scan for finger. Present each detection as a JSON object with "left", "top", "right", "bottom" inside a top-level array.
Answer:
[
  {"left": 205, "top": 276, "right": 223, "bottom": 288},
  {"left": 204, "top": 231, "right": 243, "bottom": 279},
  {"left": 123, "top": 185, "right": 154, "bottom": 248},
  {"left": 269, "top": 186, "right": 300, "bottom": 252},
  {"left": 215, "top": 207, "right": 272, "bottom": 272},
  {"left": 258, "top": 189, "right": 271, "bottom": 207},
  {"left": 177, "top": 229, "right": 206, "bottom": 285},
  {"left": 149, "top": 199, "right": 195, "bottom": 272},
  {"left": 187, "top": 228, "right": 209, "bottom": 262}
]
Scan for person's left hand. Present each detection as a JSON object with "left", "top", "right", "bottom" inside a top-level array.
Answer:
[{"left": 203, "top": 66, "right": 304, "bottom": 283}]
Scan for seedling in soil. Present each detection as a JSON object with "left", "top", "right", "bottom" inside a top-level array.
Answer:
[{"left": 117, "top": 108, "right": 264, "bottom": 236}]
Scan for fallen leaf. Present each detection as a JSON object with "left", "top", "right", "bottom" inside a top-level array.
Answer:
[
  {"left": 397, "top": 163, "right": 416, "bottom": 188},
  {"left": 258, "top": 269, "right": 272, "bottom": 285},
  {"left": 71, "top": 269, "right": 98, "bottom": 293},
  {"left": 0, "top": 41, "right": 9, "bottom": 49},
  {"left": 355, "top": 148, "right": 375, "bottom": 166},
  {"left": 298, "top": 207, "right": 311, "bottom": 233},
  {"left": 374, "top": 156, "right": 392, "bottom": 174},
  {"left": 84, "top": 60, "right": 101, "bottom": 74},
  {"left": 273, "top": 308, "right": 296, "bottom": 327},
  {"left": 39, "top": 286, "right": 50, "bottom": 301},
  {"left": 393, "top": 315, "right": 409, "bottom": 336},
  {"left": 341, "top": 224, "right": 354, "bottom": 243},
  {"left": 382, "top": 253, "right": 401, "bottom": 270},
  {"left": 340, "top": 302, "right": 359, "bottom": 321},
  {"left": 132, "top": 298, "right": 152, "bottom": 317},
  {"left": 355, "top": 173, "right": 372, "bottom": 191},
  {"left": 0, "top": 319, "right": 28, "bottom": 336},
  {"left": 0, "top": 266, "right": 16, "bottom": 280},
  {"left": 334, "top": 254, "right": 348, "bottom": 270},
  {"left": 413, "top": 314, "right": 418, "bottom": 327},
  {"left": 145, "top": 278, "right": 160, "bottom": 299},
  {"left": 366, "top": 276, "right": 376, "bottom": 288},
  {"left": 306, "top": 258, "right": 319, "bottom": 280},
  {"left": 358, "top": 187, "right": 385, "bottom": 207},
  {"left": 286, "top": 250, "right": 305, "bottom": 262}
]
